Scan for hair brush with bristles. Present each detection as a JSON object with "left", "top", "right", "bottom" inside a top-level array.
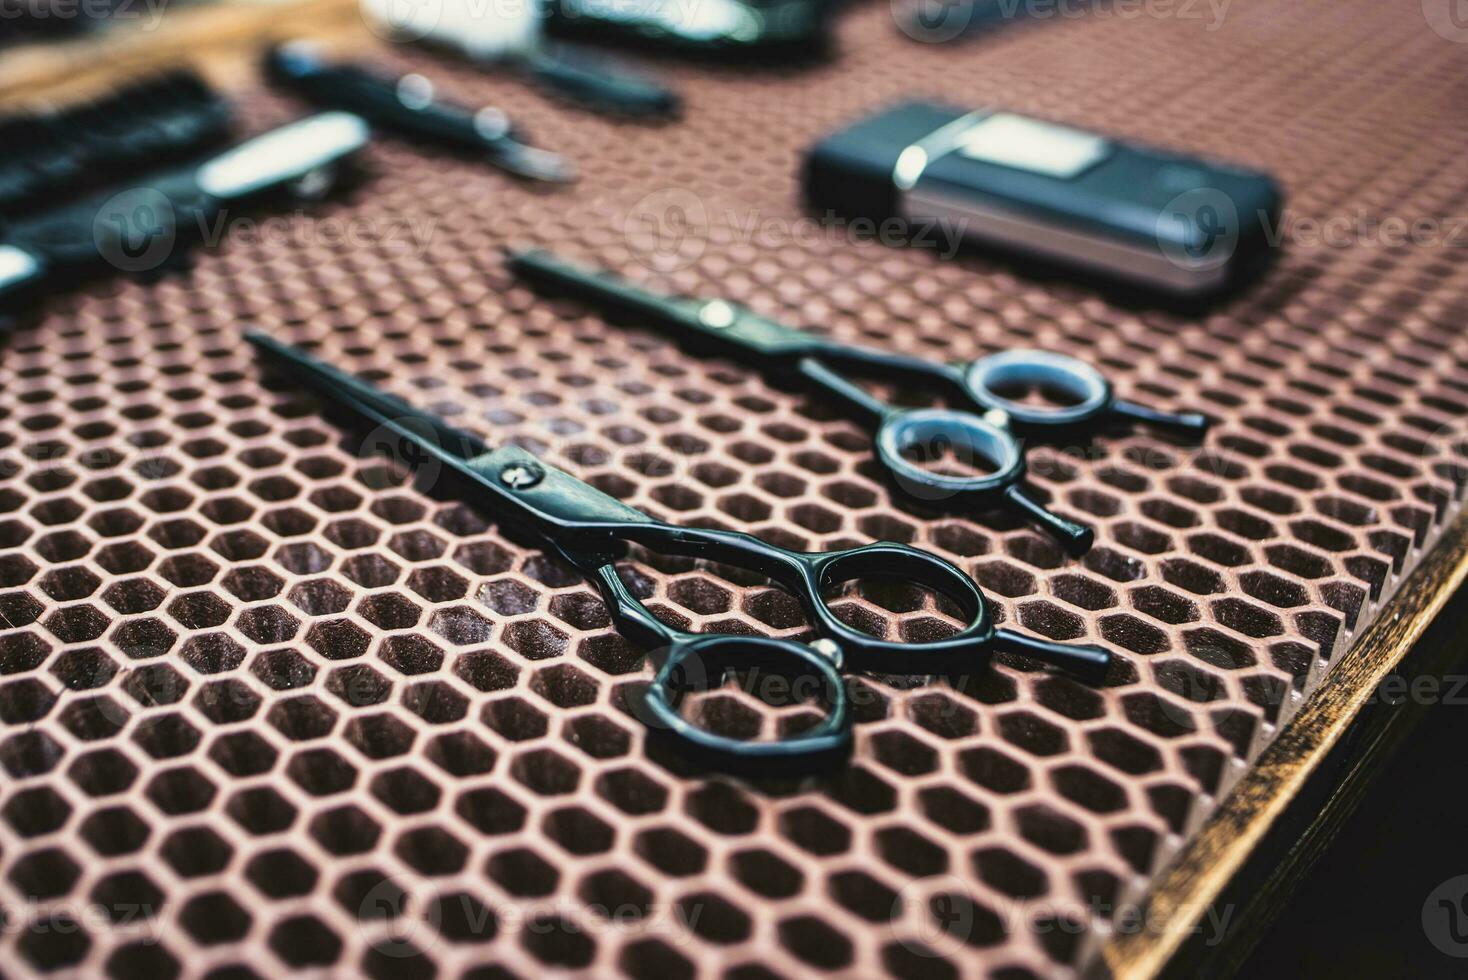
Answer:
[{"left": 0, "top": 69, "right": 234, "bottom": 217}]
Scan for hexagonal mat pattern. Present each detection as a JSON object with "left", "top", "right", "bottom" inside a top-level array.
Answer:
[{"left": 2, "top": 0, "right": 1467, "bottom": 976}]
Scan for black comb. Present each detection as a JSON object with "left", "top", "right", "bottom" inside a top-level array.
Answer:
[{"left": 0, "top": 70, "right": 233, "bottom": 217}]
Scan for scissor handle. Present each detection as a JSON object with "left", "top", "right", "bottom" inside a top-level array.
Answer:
[
  {"left": 873, "top": 406, "right": 1026, "bottom": 498},
  {"left": 615, "top": 522, "right": 1002, "bottom": 671},
  {"left": 639, "top": 633, "right": 853, "bottom": 774},
  {"left": 801, "top": 541, "right": 995, "bottom": 671},
  {"left": 864, "top": 403, "right": 1094, "bottom": 556},
  {"left": 806, "top": 542, "right": 1110, "bottom": 676},
  {"left": 577, "top": 555, "right": 851, "bottom": 772},
  {"left": 961, "top": 349, "right": 1208, "bottom": 439},
  {"left": 960, "top": 350, "right": 1114, "bottom": 429}
]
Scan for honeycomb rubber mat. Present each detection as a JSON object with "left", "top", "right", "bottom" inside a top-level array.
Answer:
[{"left": 2, "top": 0, "right": 1468, "bottom": 976}]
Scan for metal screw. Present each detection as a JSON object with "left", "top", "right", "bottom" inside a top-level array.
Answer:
[
  {"left": 499, "top": 462, "right": 544, "bottom": 489},
  {"left": 983, "top": 408, "right": 1012, "bottom": 430},
  {"left": 698, "top": 300, "right": 737, "bottom": 329},
  {"left": 809, "top": 638, "right": 844, "bottom": 670}
]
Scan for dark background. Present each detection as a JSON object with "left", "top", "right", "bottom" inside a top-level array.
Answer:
[{"left": 1245, "top": 674, "right": 1468, "bottom": 979}]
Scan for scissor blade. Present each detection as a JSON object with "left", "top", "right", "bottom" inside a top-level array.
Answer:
[
  {"left": 509, "top": 249, "right": 705, "bottom": 329},
  {"left": 245, "top": 332, "right": 494, "bottom": 473},
  {"left": 509, "top": 249, "right": 822, "bottom": 364}
]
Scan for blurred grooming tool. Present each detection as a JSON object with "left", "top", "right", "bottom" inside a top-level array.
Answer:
[
  {"left": 266, "top": 42, "right": 574, "bottom": 183},
  {"left": 894, "top": 0, "right": 1048, "bottom": 43},
  {"left": 0, "top": 70, "right": 233, "bottom": 216},
  {"left": 0, "top": 113, "right": 370, "bottom": 309},
  {"left": 545, "top": 0, "right": 834, "bottom": 56},
  {"left": 362, "top": 0, "right": 680, "bottom": 118}
]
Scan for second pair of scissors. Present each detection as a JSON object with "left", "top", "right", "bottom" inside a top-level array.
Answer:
[{"left": 508, "top": 250, "right": 1209, "bottom": 557}]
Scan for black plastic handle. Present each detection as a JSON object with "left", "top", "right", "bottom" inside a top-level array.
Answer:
[{"left": 526, "top": 44, "right": 681, "bottom": 118}]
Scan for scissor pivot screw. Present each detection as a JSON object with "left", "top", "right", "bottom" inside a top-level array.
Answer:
[
  {"left": 810, "top": 638, "right": 844, "bottom": 670},
  {"left": 698, "top": 300, "right": 737, "bottom": 329},
  {"left": 983, "top": 408, "right": 1012, "bottom": 430},
  {"left": 499, "top": 463, "right": 545, "bottom": 489}
]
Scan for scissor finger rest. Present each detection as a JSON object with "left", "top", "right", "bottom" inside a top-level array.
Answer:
[
  {"left": 611, "top": 523, "right": 1004, "bottom": 662},
  {"left": 963, "top": 349, "right": 1209, "bottom": 439},
  {"left": 875, "top": 407, "right": 1024, "bottom": 497},
  {"left": 638, "top": 634, "right": 853, "bottom": 774},
  {"left": 870, "top": 406, "right": 1094, "bottom": 556}
]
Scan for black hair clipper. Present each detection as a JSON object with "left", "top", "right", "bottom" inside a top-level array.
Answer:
[
  {"left": 805, "top": 101, "right": 1284, "bottom": 300},
  {"left": 0, "top": 112, "right": 370, "bottom": 310}
]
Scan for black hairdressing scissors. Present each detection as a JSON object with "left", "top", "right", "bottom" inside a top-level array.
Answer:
[
  {"left": 246, "top": 332, "right": 1111, "bottom": 773},
  {"left": 508, "top": 251, "right": 1209, "bottom": 557}
]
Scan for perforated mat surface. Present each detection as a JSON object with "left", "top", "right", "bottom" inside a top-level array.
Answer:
[{"left": 2, "top": 0, "right": 1468, "bottom": 976}]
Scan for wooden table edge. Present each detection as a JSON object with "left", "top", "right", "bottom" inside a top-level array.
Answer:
[{"left": 1098, "top": 504, "right": 1468, "bottom": 979}]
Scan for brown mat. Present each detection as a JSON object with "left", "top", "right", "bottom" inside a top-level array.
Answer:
[{"left": 2, "top": 0, "right": 1467, "bottom": 976}]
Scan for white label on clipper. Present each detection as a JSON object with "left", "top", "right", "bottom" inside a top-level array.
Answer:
[{"left": 957, "top": 113, "right": 1110, "bottom": 180}]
